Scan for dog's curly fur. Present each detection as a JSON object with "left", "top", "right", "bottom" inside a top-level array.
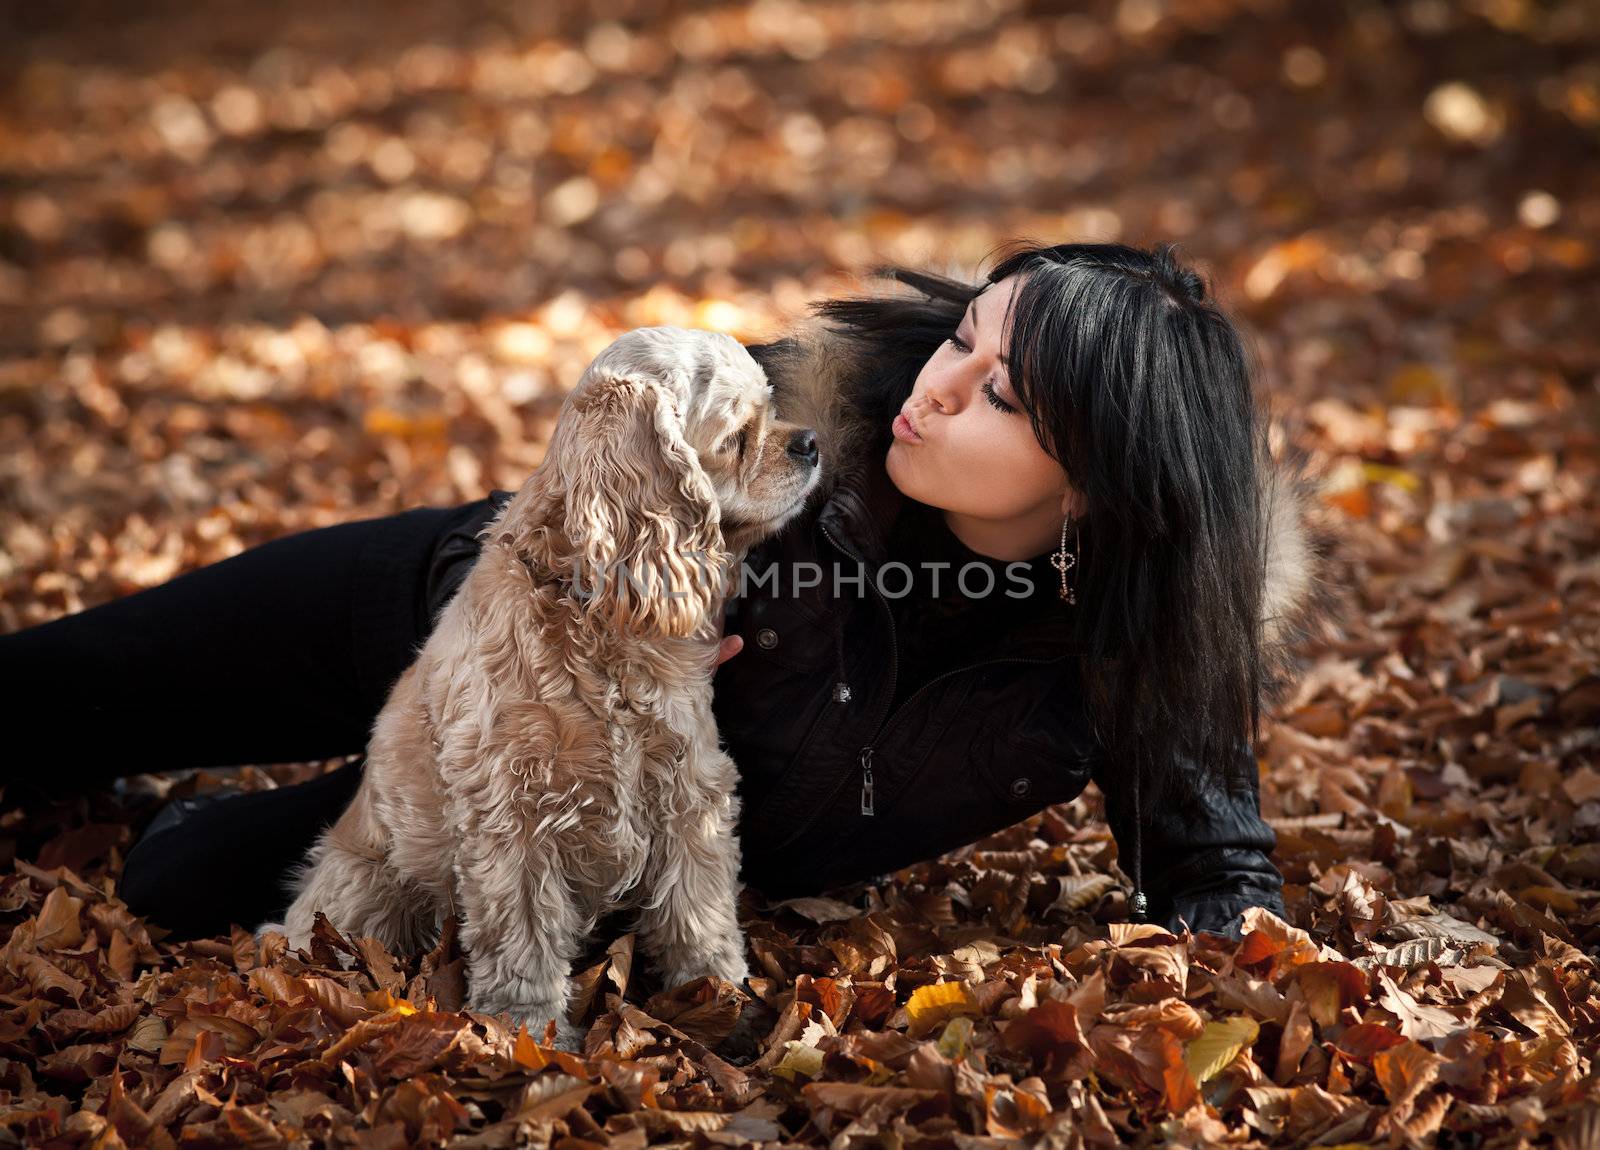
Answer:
[{"left": 260, "top": 327, "right": 821, "bottom": 1051}]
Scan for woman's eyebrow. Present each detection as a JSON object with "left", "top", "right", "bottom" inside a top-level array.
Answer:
[{"left": 963, "top": 298, "right": 1013, "bottom": 369}]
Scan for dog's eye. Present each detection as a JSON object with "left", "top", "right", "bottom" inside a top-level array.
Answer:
[{"left": 721, "top": 429, "right": 746, "bottom": 456}]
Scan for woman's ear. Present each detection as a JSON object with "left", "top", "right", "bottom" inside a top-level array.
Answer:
[
  {"left": 558, "top": 371, "right": 729, "bottom": 638},
  {"left": 1060, "top": 483, "right": 1088, "bottom": 520}
]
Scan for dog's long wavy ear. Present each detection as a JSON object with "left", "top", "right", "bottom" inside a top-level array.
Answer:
[{"left": 556, "top": 370, "right": 728, "bottom": 638}]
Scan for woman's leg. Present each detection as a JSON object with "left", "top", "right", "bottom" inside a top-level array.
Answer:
[
  {"left": 4, "top": 489, "right": 512, "bottom": 937},
  {"left": 118, "top": 755, "right": 369, "bottom": 939},
  {"left": 1, "top": 500, "right": 478, "bottom": 796},
  {"left": 1, "top": 508, "right": 412, "bottom": 796}
]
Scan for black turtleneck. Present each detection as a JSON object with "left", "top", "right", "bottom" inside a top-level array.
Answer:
[{"left": 879, "top": 499, "right": 1065, "bottom": 713}]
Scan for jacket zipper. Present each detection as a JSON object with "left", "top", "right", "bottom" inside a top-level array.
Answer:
[
  {"left": 817, "top": 521, "right": 898, "bottom": 814},
  {"left": 858, "top": 652, "right": 1065, "bottom": 814},
  {"left": 817, "top": 521, "right": 1067, "bottom": 821}
]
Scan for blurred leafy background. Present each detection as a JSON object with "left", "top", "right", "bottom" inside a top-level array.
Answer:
[{"left": 3, "top": 0, "right": 1593, "bottom": 626}]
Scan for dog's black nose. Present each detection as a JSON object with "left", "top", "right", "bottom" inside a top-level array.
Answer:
[{"left": 787, "top": 428, "right": 818, "bottom": 466}]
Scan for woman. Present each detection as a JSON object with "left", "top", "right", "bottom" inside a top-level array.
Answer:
[{"left": 1, "top": 240, "right": 1326, "bottom": 940}]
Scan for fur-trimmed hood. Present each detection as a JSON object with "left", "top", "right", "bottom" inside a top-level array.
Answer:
[{"left": 745, "top": 311, "right": 1336, "bottom": 710}]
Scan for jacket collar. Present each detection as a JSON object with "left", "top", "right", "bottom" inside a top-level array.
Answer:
[{"left": 815, "top": 428, "right": 901, "bottom": 565}]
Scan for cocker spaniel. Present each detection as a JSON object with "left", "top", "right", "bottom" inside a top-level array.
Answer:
[{"left": 259, "top": 326, "right": 822, "bottom": 1051}]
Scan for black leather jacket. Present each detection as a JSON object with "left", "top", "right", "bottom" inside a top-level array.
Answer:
[
  {"left": 435, "top": 327, "right": 1320, "bottom": 938},
  {"left": 709, "top": 424, "right": 1289, "bottom": 937}
]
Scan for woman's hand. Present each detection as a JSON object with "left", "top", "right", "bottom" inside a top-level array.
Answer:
[{"left": 714, "top": 604, "right": 743, "bottom": 667}]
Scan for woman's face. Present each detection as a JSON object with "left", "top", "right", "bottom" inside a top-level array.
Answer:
[{"left": 885, "top": 273, "right": 1083, "bottom": 561}]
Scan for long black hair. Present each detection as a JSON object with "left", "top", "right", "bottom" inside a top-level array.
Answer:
[{"left": 806, "top": 239, "right": 1271, "bottom": 812}]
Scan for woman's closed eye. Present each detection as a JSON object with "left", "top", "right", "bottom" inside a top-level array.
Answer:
[{"left": 945, "top": 334, "right": 1019, "bottom": 414}]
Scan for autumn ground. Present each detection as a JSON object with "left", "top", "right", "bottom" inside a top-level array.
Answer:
[{"left": 2, "top": 0, "right": 1598, "bottom": 1146}]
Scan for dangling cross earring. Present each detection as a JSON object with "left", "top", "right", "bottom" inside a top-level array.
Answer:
[{"left": 1050, "top": 514, "right": 1079, "bottom": 605}]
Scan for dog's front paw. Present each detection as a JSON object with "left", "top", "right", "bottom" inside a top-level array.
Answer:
[
  {"left": 711, "top": 941, "right": 754, "bottom": 988},
  {"left": 712, "top": 954, "right": 752, "bottom": 990},
  {"left": 254, "top": 920, "right": 308, "bottom": 952},
  {"left": 663, "top": 949, "right": 751, "bottom": 995},
  {"left": 531, "top": 1017, "right": 588, "bottom": 1055},
  {"left": 491, "top": 1005, "right": 587, "bottom": 1055}
]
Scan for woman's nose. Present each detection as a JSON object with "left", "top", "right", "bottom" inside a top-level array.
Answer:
[{"left": 922, "top": 371, "right": 967, "bottom": 414}]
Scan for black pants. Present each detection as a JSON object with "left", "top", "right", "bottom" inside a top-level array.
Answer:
[{"left": 0, "top": 492, "right": 513, "bottom": 937}]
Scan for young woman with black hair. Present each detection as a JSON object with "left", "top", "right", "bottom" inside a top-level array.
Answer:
[{"left": 0, "top": 239, "right": 1329, "bottom": 941}]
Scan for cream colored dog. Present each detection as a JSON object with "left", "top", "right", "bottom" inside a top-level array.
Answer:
[{"left": 259, "top": 327, "right": 821, "bottom": 1051}]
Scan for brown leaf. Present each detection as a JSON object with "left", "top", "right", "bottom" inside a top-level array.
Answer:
[
  {"left": 374, "top": 1012, "right": 470, "bottom": 1079},
  {"left": 1274, "top": 998, "right": 1314, "bottom": 1083},
  {"left": 996, "top": 998, "right": 1091, "bottom": 1078},
  {"left": 1372, "top": 1040, "right": 1443, "bottom": 1126},
  {"left": 1336, "top": 1022, "right": 1408, "bottom": 1064},
  {"left": 801, "top": 1081, "right": 941, "bottom": 1118},
  {"left": 33, "top": 886, "right": 84, "bottom": 951},
  {"left": 1291, "top": 961, "right": 1371, "bottom": 1028},
  {"left": 1376, "top": 968, "right": 1466, "bottom": 1042}
]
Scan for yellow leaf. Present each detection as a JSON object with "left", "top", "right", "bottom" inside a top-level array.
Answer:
[
  {"left": 906, "top": 981, "right": 979, "bottom": 1038},
  {"left": 771, "top": 1040, "right": 825, "bottom": 1081},
  {"left": 1184, "top": 1014, "right": 1260, "bottom": 1085},
  {"left": 364, "top": 989, "right": 418, "bottom": 1015},
  {"left": 1359, "top": 462, "right": 1420, "bottom": 491},
  {"left": 937, "top": 1016, "right": 975, "bottom": 1060}
]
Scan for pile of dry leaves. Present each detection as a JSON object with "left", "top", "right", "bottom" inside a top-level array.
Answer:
[{"left": 3, "top": 780, "right": 1599, "bottom": 1147}]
